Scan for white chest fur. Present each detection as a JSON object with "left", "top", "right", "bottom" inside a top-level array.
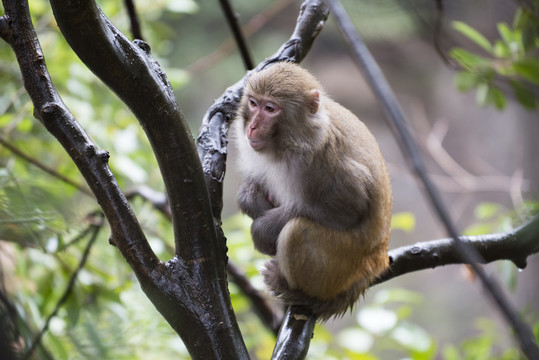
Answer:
[{"left": 234, "top": 130, "right": 301, "bottom": 208}]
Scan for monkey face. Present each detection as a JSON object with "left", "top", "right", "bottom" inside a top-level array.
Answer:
[{"left": 244, "top": 95, "right": 281, "bottom": 151}]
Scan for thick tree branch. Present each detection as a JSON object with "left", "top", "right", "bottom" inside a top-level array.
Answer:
[
  {"left": 1, "top": 0, "right": 158, "bottom": 280},
  {"left": 124, "top": 184, "right": 286, "bottom": 334},
  {"left": 271, "top": 305, "right": 316, "bottom": 359},
  {"left": 376, "top": 214, "right": 539, "bottom": 285},
  {"left": 48, "top": 0, "right": 217, "bottom": 261},
  {"left": 10, "top": 0, "right": 246, "bottom": 358},
  {"left": 126, "top": 185, "right": 285, "bottom": 333}
]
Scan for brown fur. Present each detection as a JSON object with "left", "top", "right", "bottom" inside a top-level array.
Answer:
[{"left": 233, "top": 62, "right": 392, "bottom": 320}]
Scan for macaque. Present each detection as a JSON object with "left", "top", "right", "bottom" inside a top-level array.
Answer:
[{"left": 232, "top": 62, "right": 392, "bottom": 320}]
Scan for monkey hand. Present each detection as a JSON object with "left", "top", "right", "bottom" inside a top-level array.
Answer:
[
  {"left": 250, "top": 207, "right": 295, "bottom": 256},
  {"left": 238, "top": 177, "right": 274, "bottom": 219}
]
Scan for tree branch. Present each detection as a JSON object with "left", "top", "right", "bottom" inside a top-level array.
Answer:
[
  {"left": 0, "top": 15, "right": 10, "bottom": 42},
  {"left": 124, "top": 0, "right": 144, "bottom": 40},
  {"left": 0, "top": 134, "right": 93, "bottom": 197},
  {"left": 271, "top": 305, "right": 316, "bottom": 359},
  {"left": 9, "top": 0, "right": 245, "bottom": 357},
  {"left": 218, "top": 0, "right": 254, "bottom": 70},
  {"left": 376, "top": 214, "right": 539, "bottom": 285},
  {"left": 186, "top": 0, "right": 296, "bottom": 75},
  {"left": 325, "top": 0, "right": 539, "bottom": 357},
  {"left": 227, "top": 261, "right": 284, "bottom": 335},
  {"left": 1, "top": 0, "right": 158, "bottom": 279},
  {"left": 49, "top": 0, "right": 217, "bottom": 260},
  {"left": 126, "top": 185, "right": 285, "bottom": 333}
]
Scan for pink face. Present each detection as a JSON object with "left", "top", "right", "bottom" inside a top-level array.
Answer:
[{"left": 245, "top": 95, "right": 281, "bottom": 151}]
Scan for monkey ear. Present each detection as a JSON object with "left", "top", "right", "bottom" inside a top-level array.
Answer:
[{"left": 309, "top": 90, "right": 320, "bottom": 114}]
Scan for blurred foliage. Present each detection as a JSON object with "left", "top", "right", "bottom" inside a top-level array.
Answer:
[
  {"left": 442, "top": 317, "right": 538, "bottom": 360},
  {"left": 1, "top": 0, "right": 538, "bottom": 359},
  {"left": 0, "top": 0, "right": 202, "bottom": 358},
  {"left": 390, "top": 212, "right": 416, "bottom": 233},
  {"left": 464, "top": 201, "right": 539, "bottom": 293},
  {"left": 450, "top": 2, "right": 539, "bottom": 110}
]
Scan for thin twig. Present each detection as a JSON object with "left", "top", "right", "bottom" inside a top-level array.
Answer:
[
  {"left": 124, "top": 0, "right": 144, "bottom": 40},
  {"left": 218, "top": 0, "right": 254, "bottom": 70},
  {"left": 325, "top": 0, "right": 539, "bottom": 357},
  {"left": 125, "top": 185, "right": 171, "bottom": 218},
  {"left": 432, "top": 0, "right": 453, "bottom": 66},
  {"left": 227, "top": 261, "right": 284, "bottom": 335},
  {"left": 186, "top": 0, "right": 295, "bottom": 75},
  {"left": 0, "top": 134, "right": 94, "bottom": 197},
  {"left": 23, "top": 215, "right": 103, "bottom": 360}
]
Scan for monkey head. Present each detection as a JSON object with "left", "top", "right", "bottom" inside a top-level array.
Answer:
[{"left": 238, "top": 62, "right": 324, "bottom": 153}]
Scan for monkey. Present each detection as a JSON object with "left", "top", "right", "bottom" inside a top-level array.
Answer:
[{"left": 232, "top": 61, "right": 392, "bottom": 320}]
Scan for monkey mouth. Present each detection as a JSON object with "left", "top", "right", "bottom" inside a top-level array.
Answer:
[{"left": 249, "top": 138, "right": 268, "bottom": 151}]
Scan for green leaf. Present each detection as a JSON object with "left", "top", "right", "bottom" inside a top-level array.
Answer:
[
  {"left": 449, "top": 48, "right": 491, "bottom": 70},
  {"left": 475, "top": 83, "right": 506, "bottom": 109},
  {"left": 391, "top": 212, "right": 415, "bottom": 232},
  {"left": 373, "top": 288, "right": 423, "bottom": 305},
  {"left": 0, "top": 113, "right": 13, "bottom": 127},
  {"left": 492, "top": 40, "right": 511, "bottom": 58},
  {"left": 474, "top": 202, "right": 501, "bottom": 220},
  {"left": 513, "top": 8, "right": 525, "bottom": 30},
  {"left": 490, "top": 86, "right": 507, "bottom": 110},
  {"left": 452, "top": 21, "right": 492, "bottom": 53},
  {"left": 510, "top": 80, "right": 538, "bottom": 109},
  {"left": 16, "top": 117, "right": 33, "bottom": 133},
  {"left": 497, "top": 22, "right": 516, "bottom": 46},
  {"left": 513, "top": 9, "right": 539, "bottom": 52},
  {"left": 454, "top": 71, "right": 479, "bottom": 92},
  {"left": 514, "top": 59, "right": 539, "bottom": 85},
  {"left": 464, "top": 223, "right": 492, "bottom": 236},
  {"left": 442, "top": 345, "right": 462, "bottom": 360}
]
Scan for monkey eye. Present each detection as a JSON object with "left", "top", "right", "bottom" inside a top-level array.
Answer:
[
  {"left": 248, "top": 97, "right": 258, "bottom": 108},
  {"left": 264, "top": 103, "right": 278, "bottom": 113}
]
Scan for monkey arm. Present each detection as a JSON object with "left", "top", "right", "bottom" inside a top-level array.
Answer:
[
  {"left": 251, "top": 206, "right": 297, "bottom": 256},
  {"left": 237, "top": 177, "right": 275, "bottom": 219}
]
